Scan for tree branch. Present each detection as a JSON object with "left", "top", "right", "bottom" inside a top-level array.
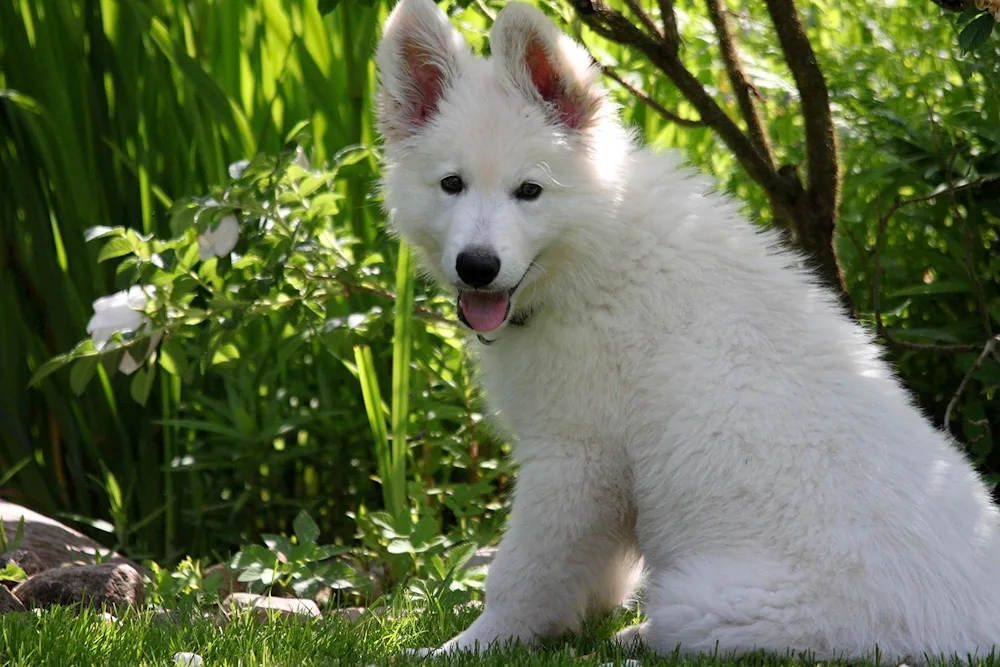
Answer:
[
  {"left": 572, "top": 1, "right": 785, "bottom": 195},
  {"left": 655, "top": 0, "right": 681, "bottom": 54},
  {"left": 761, "top": 0, "right": 840, "bottom": 216},
  {"left": 597, "top": 62, "right": 705, "bottom": 127},
  {"left": 623, "top": 0, "right": 662, "bottom": 39},
  {"left": 704, "top": 0, "right": 775, "bottom": 169},
  {"left": 944, "top": 335, "right": 1000, "bottom": 428}
]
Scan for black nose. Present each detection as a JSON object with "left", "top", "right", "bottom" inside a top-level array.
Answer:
[{"left": 455, "top": 247, "right": 501, "bottom": 288}]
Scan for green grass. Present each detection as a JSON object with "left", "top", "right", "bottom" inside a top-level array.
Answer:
[{"left": 1, "top": 601, "right": 997, "bottom": 667}]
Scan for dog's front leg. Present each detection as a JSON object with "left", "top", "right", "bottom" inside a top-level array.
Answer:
[{"left": 438, "top": 449, "right": 636, "bottom": 654}]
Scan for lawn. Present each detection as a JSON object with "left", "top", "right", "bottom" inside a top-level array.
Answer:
[{"left": 2, "top": 600, "right": 996, "bottom": 667}]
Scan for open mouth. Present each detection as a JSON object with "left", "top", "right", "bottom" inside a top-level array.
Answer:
[
  {"left": 457, "top": 288, "right": 514, "bottom": 333},
  {"left": 456, "top": 267, "right": 531, "bottom": 333}
]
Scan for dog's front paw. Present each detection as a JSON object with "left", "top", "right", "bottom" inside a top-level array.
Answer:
[{"left": 439, "top": 612, "right": 536, "bottom": 655}]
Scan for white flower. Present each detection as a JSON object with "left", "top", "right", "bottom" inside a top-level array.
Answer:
[
  {"left": 197, "top": 214, "right": 240, "bottom": 261},
  {"left": 86, "top": 285, "right": 162, "bottom": 375},
  {"left": 173, "top": 653, "right": 204, "bottom": 667},
  {"left": 228, "top": 159, "right": 250, "bottom": 180}
]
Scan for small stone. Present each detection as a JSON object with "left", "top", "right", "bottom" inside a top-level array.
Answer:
[
  {"left": 0, "top": 585, "right": 26, "bottom": 614},
  {"left": 463, "top": 546, "right": 497, "bottom": 571},
  {"left": 599, "top": 662, "right": 642, "bottom": 667},
  {"left": 150, "top": 608, "right": 180, "bottom": 627},
  {"left": 219, "top": 593, "right": 321, "bottom": 625},
  {"left": 101, "top": 611, "right": 118, "bottom": 624},
  {"left": 12, "top": 563, "right": 145, "bottom": 612},
  {"left": 173, "top": 652, "right": 204, "bottom": 666},
  {"left": 334, "top": 606, "right": 365, "bottom": 622}
]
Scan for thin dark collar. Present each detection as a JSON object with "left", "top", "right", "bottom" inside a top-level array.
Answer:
[{"left": 476, "top": 308, "right": 534, "bottom": 345}]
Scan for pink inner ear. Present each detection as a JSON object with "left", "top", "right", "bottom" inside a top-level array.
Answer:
[
  {"left": 403, "top": 40, "right": 446, "bottom": 127},
  {"left": 524, "top": 37, "right": 584, "bottom": 129}
]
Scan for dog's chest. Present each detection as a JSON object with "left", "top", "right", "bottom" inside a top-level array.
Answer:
[{"left": 472, "top": 316, "right": 649, "bottom": 448}]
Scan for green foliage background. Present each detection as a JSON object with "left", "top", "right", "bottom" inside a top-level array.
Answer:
[{"left": 1, "top": 0, "right": 998, "bottom": 574}]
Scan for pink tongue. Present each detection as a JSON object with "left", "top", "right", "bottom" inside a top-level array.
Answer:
[{"left": 459, "top": 291, "right": 510, "bottom": 332}]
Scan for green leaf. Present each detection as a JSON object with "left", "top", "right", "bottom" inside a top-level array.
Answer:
[
  {"left": 959, "top": 14, "right": 994, "bottom": 53},
  {"left": 333, "top": 144, "right": 371, "bottom": 168},
  {"left": 231, "top": 544, "right": 274, "bottom": 571},
  {"left": 390, "top": 244, "right": 415, "bottom": 517},
  {"left": 84, "top": 226, "right": 125, "bottom": 242},
  {"left": 69, "top": 356, "right": 99, "bottom": 396},
  {"left": 12, "top": 516, "right": 24, "bottom": 549},
  {"left": 130, "top": 366, "right": 156, "bottom": 405},
  {"left": 283, "top": 120, "right": 312, "bottom": 146},
  {"left": 886, "top": 280, "right": 970, "bottom": 297},
  {"left": 97, "top": 236, "right": 135, "bottom": 263},
  {"left": 0, "top": 563, "right": 27, "bottom": 583},
  {"left": 293, "top": 510, "right": 321, "bottom": 546},
  {"left": 445, "top": 542, "right": 479, "bottom": 572},
  {"left": 236, "top": 563, "right": 266, "bottom": 583},
  {"left": 28, "top": 353, "right": 71, "bottom": 387},
  {"left": 386, "top": 538, "right": 413, "bottom": 555},
  {"left": 158, "top": 338, "right": 186, "bottom": 376},
  {"left": 316, "top": 0, "right": 341, "bottom": 17},
  {"left": 0, "top": 458, "right": 31, "bottom": 490},
  {"left": 958, "top": 7, "right": 987, "bottom": 25},
  {"left": 0, "top": 89, "right": 43, "bottom": 114},
  {"left": 354, "top": 346, "right": 397, "bottom": 514},
  {"left": 211, "top": 343, "right": 240, "bottom": 365}
]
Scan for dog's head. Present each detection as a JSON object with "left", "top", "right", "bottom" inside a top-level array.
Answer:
[{"left": 375, "top": 0, "right": 629, "bottom": 334}]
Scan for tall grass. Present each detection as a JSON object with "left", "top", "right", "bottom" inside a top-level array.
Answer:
[{"left": 0, "top": 0, "right": 392, "bottom": 558}]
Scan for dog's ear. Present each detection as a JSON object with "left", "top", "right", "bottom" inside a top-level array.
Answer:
[
  {"left": 375, "top": 0, "right": 471, "bottom": 143},
  {"left": 491, "top": 3, "right": 605, "bottom": 131}
]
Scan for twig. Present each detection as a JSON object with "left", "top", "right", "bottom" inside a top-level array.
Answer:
[
  {"left": 623, "top": 0, "right": 662, "bottom": 39},
  {"left": 704, "top": 0, "right": 775, "bottom": 168},
  {"left": 944, "top": 336, "right": 1000, "bottom": 427},
  {"left": 655, "top": 0, "right": 681, "bottom": 51},
  {"left": 594, "top": 58, "right": 703, "bottom": 127}
]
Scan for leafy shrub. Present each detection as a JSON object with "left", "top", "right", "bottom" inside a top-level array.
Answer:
[{"left": 31, "top": 130, "right": 510, "bottom": 590}]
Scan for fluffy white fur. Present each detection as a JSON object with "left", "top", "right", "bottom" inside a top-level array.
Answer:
[{"left": 374, "top": 0, "right": 1000, "bottom": 662}]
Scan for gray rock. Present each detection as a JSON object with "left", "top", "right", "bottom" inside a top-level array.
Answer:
[
  {"left": 463, "top": 546, "right": 497, "bottom": 571},
  {"left": 0, "top": 501, "right": 142, "bottom": 573},
  {"left": 334, "top": 606, "right": 366, "bottom": 622},
  {"left": 12, "top": 562, "right": 145, "bottom": 612},
  {"left": 173, "top": 652, "right": 204, "bottom": 666},
  {"left": 0, "top": 585, "right": 26, "bottom": 614},
  {"left": 219, "top": 592, "right": 322, "bottom": 625}
]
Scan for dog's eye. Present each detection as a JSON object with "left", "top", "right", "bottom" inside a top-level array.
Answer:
[
  {"left": 515, "top": 182, "right": 542, "bottom": 201},
  {"left": 440, "top": 175, "right": 464, "bottom": 195}
]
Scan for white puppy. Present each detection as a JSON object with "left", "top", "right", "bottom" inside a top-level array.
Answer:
[{"left": 374, "top": 0, "right": 1000, "bottom": 662}]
